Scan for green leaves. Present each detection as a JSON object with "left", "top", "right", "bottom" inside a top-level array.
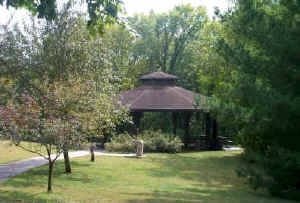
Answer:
[
  {"left": 1, "top": 0, "right": 121, "bottom": 34},
  {"left": 214, "top": 0, "right": 300, "bottom": 198},
  {"left": 128, "top": 5, "right": 207, "bottom": 75},
  {"left": 0, "top": 0, "right": 56, "bottom": 21}
]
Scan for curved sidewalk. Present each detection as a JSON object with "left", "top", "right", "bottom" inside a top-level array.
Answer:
[{"left": 0, "top": 150, "right": 136, "bottom": 182}]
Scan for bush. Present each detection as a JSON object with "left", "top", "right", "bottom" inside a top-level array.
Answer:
[
  {"left": 142, "top": 131, "right": 184, "bottom": 153},
  {"left": 105, "top": 131, "right": 184, "bottom": 153},
  {"left": 237, "top": 148, "right": 300, "bottom": 201},
  {"left": 104, "top": 133, "right": 135, "bottom": 153}
]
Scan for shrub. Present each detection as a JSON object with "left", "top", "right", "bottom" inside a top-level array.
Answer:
[
  {"left": 237, "top": 148, "right": 300, "bottom": 201},
  {"left": 104, "top": 133, "right": 135, "bottom": 152},
  {"left": 105, "top": 131, "right": 184, "bottom": 153}
]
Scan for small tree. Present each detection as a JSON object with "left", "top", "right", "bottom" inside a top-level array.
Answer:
[
  {"left": 74, "top": 74, "right": 130, "bottom": 162},
  {"left": 0, "top": 92, "right": 81, "bottom": 192}
]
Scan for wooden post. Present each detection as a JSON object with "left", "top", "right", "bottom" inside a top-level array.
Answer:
[
  {"left": 205, "top": 113, "right": 211, "bottom": 137},
  {"left": 172, "top": 112, "right": 178, "bottom": 135},
  {"left": 212, "top": 118, "right": 218, "bottom": 150},
  {"left": 131, "top": 112, "right": 143, "bottom": 134},
  {"left": 183, "top": 112, "right": 192, "bottom": 148}
]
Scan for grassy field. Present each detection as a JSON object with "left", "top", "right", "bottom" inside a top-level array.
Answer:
[
  {"left": 0, "top": 151, "right": 297, "bottom": 203},
  {"left": 0, "top": 140, "right": 41, "bottom": 164}
]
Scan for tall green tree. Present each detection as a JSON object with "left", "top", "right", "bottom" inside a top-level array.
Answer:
[
  {"left": 101, "top": 24, "right": 142, "bottom": 91},
  {"left": 128, "top": 5, "right": 207, "bottom": 75},
  {"left": 213, "top": 0, "right": 300, "bottom": 198}
]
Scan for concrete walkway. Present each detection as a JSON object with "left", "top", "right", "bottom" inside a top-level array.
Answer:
[{"left": 0, "top": 150, "right": 136, "bottom": 182}]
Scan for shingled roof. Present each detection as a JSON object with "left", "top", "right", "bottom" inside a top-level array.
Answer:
[
  {"left": 140, "top": 72, "right": 177, "bottom": 80},
  {"left": 119, "top": 72, "right": 206, "bottom": 112}
]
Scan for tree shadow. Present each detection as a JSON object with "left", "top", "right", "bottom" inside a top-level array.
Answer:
[
  {"left": 0, "top": 189, "right": 61, "bottom": 202},
  {"left": 2, "top": 158, "right": 94, "bottom": 188},
  {"left": 140, "top": 152, "right": 242, "bottom": 182},
  {"left": 123, "top": 186, "right": 294, "bottom": 203}
]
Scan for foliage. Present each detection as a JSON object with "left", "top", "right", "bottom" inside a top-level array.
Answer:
[
  {"left": 105, "top": 131, "right": 184, "bottom": 153},
  {"left": 0, "top": 5, "right": 129, "bottom": 190},
  {"left": 101, "top": 24, "right": 142, "bottom": 91},
  {"left": 212, "top": 0, "right": 300, "bottom": 199},
  {"left": 237, "top": 148, "right": 300, "bottom": 200},
  {"left": 142, "top": 131, "right": 184, "bottom": 153},
  {"left": 0, "top": 92, "right": 81, "bottom": 192},
  {"left": 0, "top": 0, "right": 122, "bottom": 32},
  {"left": 128, "top": 5, "right": 207, "bottom": 83},
  {"left": 1, "top": 0, "right": 299, "bottom": 200},
  {"left": 87, "top": 0, "right": 122, "bottom": 35},
  {"left": 104, "top": 132, "right": 135, "bottom": 152}
]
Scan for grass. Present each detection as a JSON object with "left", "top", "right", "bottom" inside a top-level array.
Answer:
[
  {"left": 0, "top": 140, "right": 42, "bottom": 164},
  {"left": 0, "top": 151, "right": 297, "bottom": 203}
]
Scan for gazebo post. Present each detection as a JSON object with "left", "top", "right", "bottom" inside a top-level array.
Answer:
[
  {"left": 205, "top": 113, "right": 211, "bottom": 137},
  {"left": 205, "top": 112, "right": 219, "bottom": 150},
  {"left": 172, "top": 112, "right": 178, "bottom": 135},
  {"left": 183, "top": 112, "right": 192, "bottom": 148},
  {"left": 212, "top": 118, "right": 218, "bottom": 150},
  {"left": 131, "top": 112, "right": 143, "bottom": 134}
]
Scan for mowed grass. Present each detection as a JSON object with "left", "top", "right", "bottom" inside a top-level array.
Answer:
[
  {"left": 0, "top": 140, "right": 42, "bottom": 164},
  {"left": 0, "top": 151, "right": 296, "bottom": 203}
]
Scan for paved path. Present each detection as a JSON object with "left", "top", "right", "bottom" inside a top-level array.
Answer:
[{"left": 0, "top": 150, "right": 136, "bottom": 182}]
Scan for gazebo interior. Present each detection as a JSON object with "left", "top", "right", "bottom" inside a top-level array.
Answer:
[{"left": 120, "top": 72, "right": 221, "bottom": 150}]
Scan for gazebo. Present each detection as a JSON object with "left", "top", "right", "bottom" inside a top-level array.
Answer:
[{"left": 119, "top": 72, "right": 218, "bottom": 148}]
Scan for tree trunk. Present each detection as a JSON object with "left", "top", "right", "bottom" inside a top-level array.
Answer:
[
  {"left": 90, "top": 144, "right": 95, "bottom": 162},
  {"left": 47, "top": 160, "right": 54, "bottom": 192},
  {"left": 63, "top": 148, "right": 71, "bottom": 173}
]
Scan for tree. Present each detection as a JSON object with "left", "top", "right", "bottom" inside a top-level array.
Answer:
[
  {"left": 128, "top": 4, "right": 207, "bottom": 75},
  {"left": 101, "top": 24, "right": 145, "bottom": 91},
  {"left": 0, "top": 3, "right": 130, "bottom": 188},
  {"left": 0, "top": 90, "right": 81, "bottom": 192},
  {"left": 213, "top": 0, "right": 300, "bottom": 199},
  {"left": 74, "top": 68, "right": 130, "bottom": 162},
  {"left": 0, "top": 0, "right": 122, "bottom": 28},
  {"left": 22, "top": 6, "right": 92, "bottom": 174}
]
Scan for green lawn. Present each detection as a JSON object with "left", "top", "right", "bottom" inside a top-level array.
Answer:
[
  {"left": 0, "top": 140, "right": 40, "bottom": 164},
  {"left": 0, "top": 151, "right": 296, "bottom": 203}
]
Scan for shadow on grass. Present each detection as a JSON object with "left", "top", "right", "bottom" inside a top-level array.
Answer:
[
  {"left": 0, "top": 189, "right": 61, "bottom": 202},
  {"left": 2, "top": 152, "right": 243, "bottom": 190},
  {"left": 1, "top": 152, "right": 297, "bottom": 203},
  {"left": 123, "top": 187, "right": 290, "bottom": 203},
  {"left": 141, "top": 152, "right": 242, "bottom": 183},
  {"left": 2, "top": 159, "right": 94, "bottom": 188}
]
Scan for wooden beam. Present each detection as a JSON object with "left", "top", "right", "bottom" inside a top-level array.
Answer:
[
  {"left": 131, "top": 112, "right": 143, "bottom": 134},
  {"left": 183, "top": 112, "right": 192, "bottom": 148},
  {"left": 212, "top": 118, "right": 218, "bottom": 150},
  {"left": 172, "top": 112, "right": 178, "bottom": 135}
]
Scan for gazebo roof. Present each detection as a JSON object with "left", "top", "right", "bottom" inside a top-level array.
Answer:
[
  {"left": 119, "top": 72, "right": 206, "bottom": 112},
  {"left": 140, "top": 72, "right": 177, "bottom": 80}
]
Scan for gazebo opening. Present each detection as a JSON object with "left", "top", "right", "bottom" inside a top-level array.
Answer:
[{"left": 119, "top": 72, "right": 221, "bottom": 150}]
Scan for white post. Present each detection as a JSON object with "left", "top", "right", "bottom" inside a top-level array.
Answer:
[{"left": 135, "top": 140, "right": 144, "bottom": 158}]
